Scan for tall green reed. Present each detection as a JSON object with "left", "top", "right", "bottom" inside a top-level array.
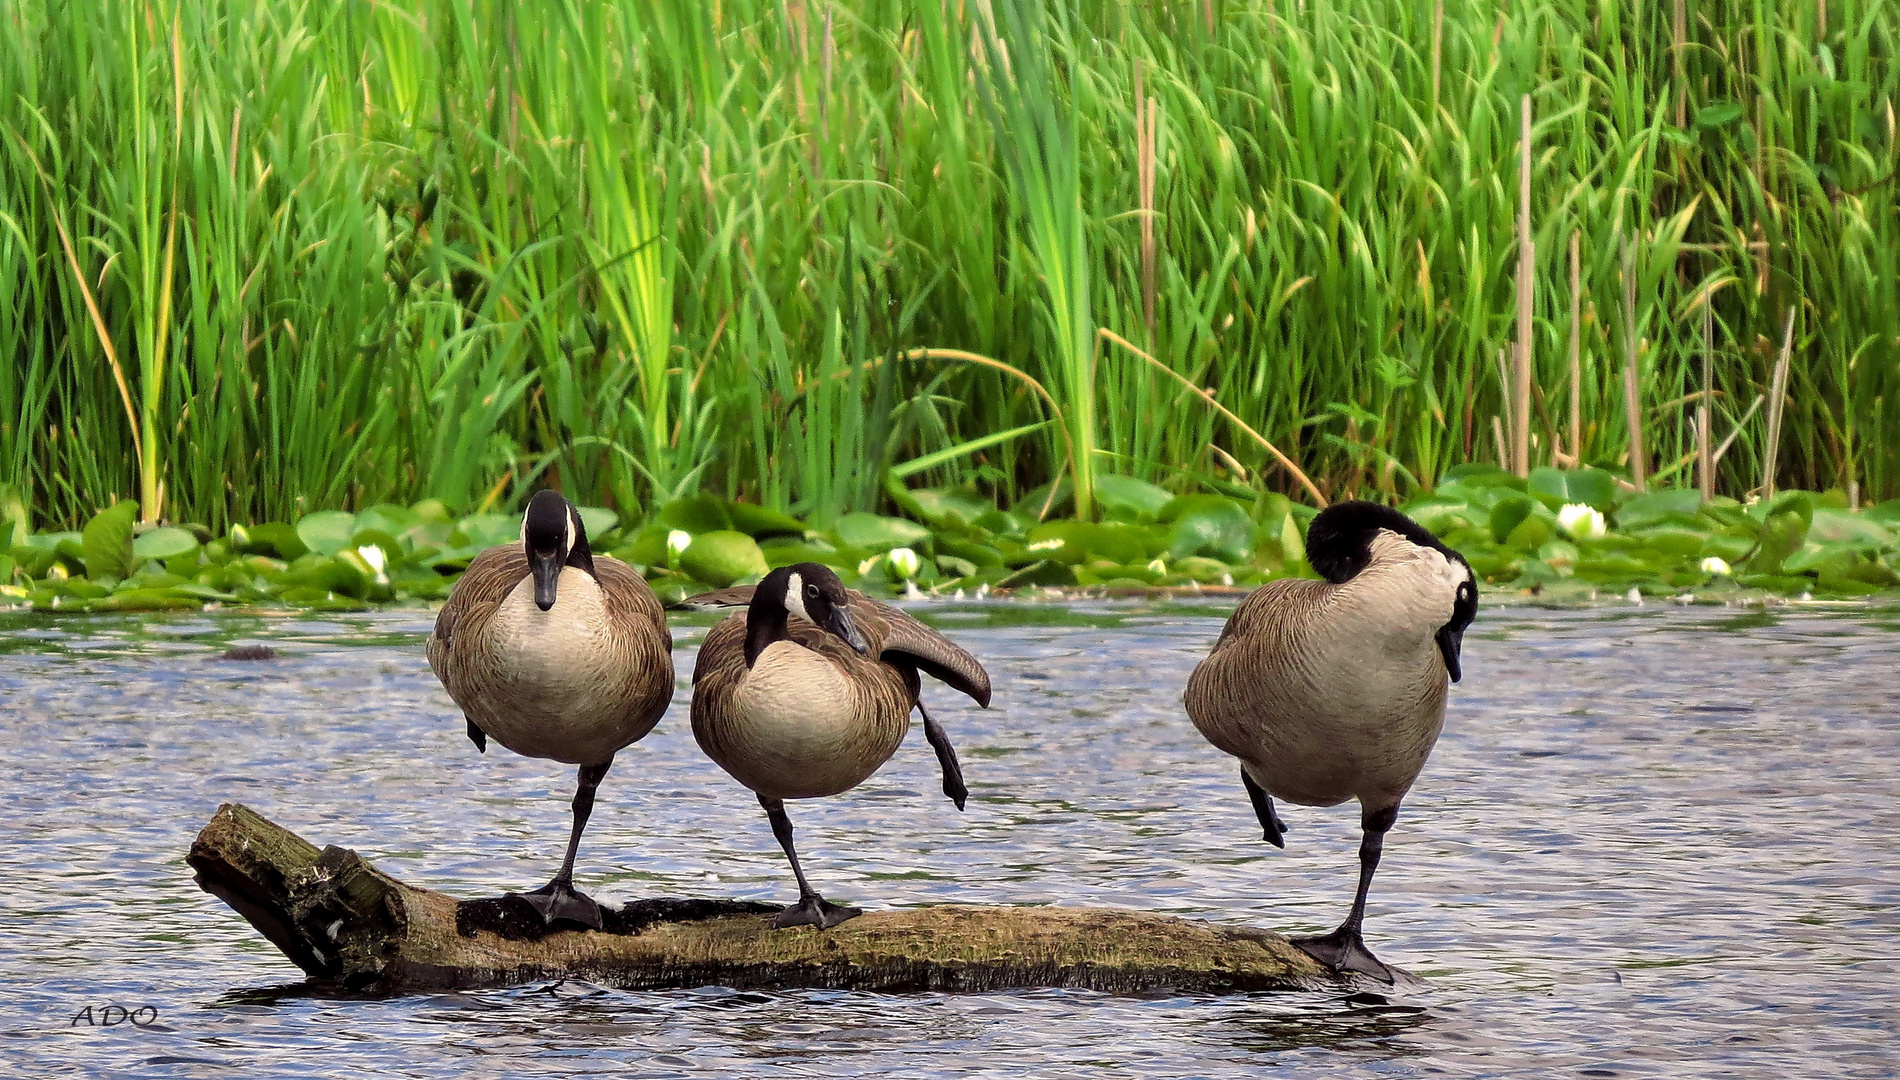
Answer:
[{"left": 2, "top": 0, "right": 1894, "bottom": 530}]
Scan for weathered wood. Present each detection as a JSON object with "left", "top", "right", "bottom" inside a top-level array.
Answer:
[{"left": 188, "top": 803, "right": 1353, "bottom": 995}]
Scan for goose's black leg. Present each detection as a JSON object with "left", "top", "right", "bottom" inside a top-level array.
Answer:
[
  {"left": 515, "top": 758, "right": 612, "bottom": 929},
  {"left": 918, "top": 699, "right": 968, "bottom": 811},
  {"left": 1290, "top": 802, "right": 1400, "bottom": 982},
  {"left": 761, "top": 794, "right": 860, "bottom": 929},
  {"left": 1241, "top": 768, "right": 1286, "bottom": 848},
  {"left": 465, "top": 718, "right": 487, "bottom": 753}
]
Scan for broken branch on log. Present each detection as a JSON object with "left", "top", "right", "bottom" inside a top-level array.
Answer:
[{"left": 188, "top": 803, "right": 1358, "bottom": 995}]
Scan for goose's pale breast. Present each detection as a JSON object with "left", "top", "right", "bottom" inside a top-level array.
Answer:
[
  {"left": 697, "top": 640, "right": 909, "bottom": 800},
  {"left": 462, "top": 569, "right": 664, "bottom": 763}
]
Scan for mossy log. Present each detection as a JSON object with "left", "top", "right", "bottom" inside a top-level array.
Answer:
[{"left": 188, "top": 803, "right": 1352, "bottom": 995}]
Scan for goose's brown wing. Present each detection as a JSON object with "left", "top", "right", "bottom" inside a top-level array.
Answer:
[
  {"left": 680, "top": 585, "right": 756, "bottom": 609},
  {"left": 427, "top": 545, "right": 527, "bottom": 685},
  {"left": 682, "top": 584, "right": 990, "bottom": 706},
  {"left": 844, "top": 592, "right": 991, "bottom": 707}
]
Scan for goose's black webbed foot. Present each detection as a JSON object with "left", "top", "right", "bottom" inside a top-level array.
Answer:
[
  {"left": 513, "top": 879, "right": 604, "bottom": 929},
  {"left": 772, "top": 894, "right": 861, "bottom": 930},
  {"left": 1289, "top": 924, "right": 1395, "bottom": 983}
]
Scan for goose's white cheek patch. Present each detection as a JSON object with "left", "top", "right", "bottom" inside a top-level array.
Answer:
[{"left": 784, "top": 572, "right": 812, "bottom": 625}]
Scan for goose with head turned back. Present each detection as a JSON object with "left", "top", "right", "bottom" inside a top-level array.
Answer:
[
  {"left": 687, "top": 563, "right": 991, "bottom": 929},
  {"left": 427, "top": 489, "right": 674, "bottom": 929},
  {"left": 1184, "top": 500, "right": 1477, "bottom": 981}
]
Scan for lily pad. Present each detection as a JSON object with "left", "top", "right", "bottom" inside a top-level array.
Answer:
[
  {"left": 1095, "top": 474, "right": 1175, "bottom": 523},
  {"left": 1527, "top": 467, "right": 1618, "bottom": 512},
  {"left": 658, "top": 495, "right": 733, "bottom": 535},
  {"left": 1489, "top": 495, "right": 1538, "bottom": 544},
  {"left": 1160, "top": 495, "right": 1254, "bottom": 563},
  {"left": 295, "top": 511, "right": 358, "bottom": 557},
  {"left": 1748, "top": 492, "right": 1814, "bottom": 574},
  {"left": 81, "top": 501, "right": 138, "bottom": 582},
  {"left": 353, "top": 504, "right": 418, "bottom": 538},
  {"left": 452, "top": 513, "right": 517, "bottom": 551},
  {"left": 1617, "top": 489, "right": 1704, "bottom": 530},
  {"left": 681, "top": 530, "right": 769, "bottom": 587},
  {"left": 833, "top": 512, "right": 931, "bottom": 552},
  {"left": 576, "top": 507, "right": 619, "bottom": 542},
  {"left": 727, "top": 502, "right": 807, "bottom": 539},
  {"left": 133, "top": 526, "right": 199, "bottom": 561},
  {"left": 88, "top": 588, "right": 206, "bottom": 612},
  {"left": 903, "top": 485, "right": 996, "bottom": 530},
  {"left": 232, "top": 522, "right": 308, "bottom": 560}
]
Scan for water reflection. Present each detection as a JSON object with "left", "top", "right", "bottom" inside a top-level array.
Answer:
[{"left": 1, "top": 600, "right": 1898, "bottom": 1078}]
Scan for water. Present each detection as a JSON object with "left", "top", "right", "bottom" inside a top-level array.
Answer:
[{"left": 2, "top": 599, "right": 1897, "bottom": 1078}]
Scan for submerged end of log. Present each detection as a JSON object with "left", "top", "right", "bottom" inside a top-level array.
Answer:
[{"left": 188, "top": 803, "right": 1364, "bottom": 995}]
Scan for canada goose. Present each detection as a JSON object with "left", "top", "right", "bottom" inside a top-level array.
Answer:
[
  {"left": 688, "top": 563, "right": 991, "bottom": 929},
  {"left": 1184, "top": 500, "right": 1477, "bottom": 981},
  {"left": 427, "top": 489, "right": 674, "bottom": 929}
]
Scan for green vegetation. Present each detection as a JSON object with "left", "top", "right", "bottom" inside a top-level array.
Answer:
[
  {"left": 6, "top": 478, "right": 1899, "bottom": 613},
  {"left": 3, "top": 1, "right": 1896, "bottom": 550}
]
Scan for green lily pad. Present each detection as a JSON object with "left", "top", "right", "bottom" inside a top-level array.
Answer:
[
  {"left": 833, "top": 512, "right": 930, "bottom": 552},
  {"left": 1615, "top": 489, "right": 1703, "bottom": 530},
  {"left": 574, "top": 506, "right": 619, "bottom": 543},
  {"left": 1748, "top": 492, "right": 1814, "bottom": 574},
  {"left": 88, "top": 588, "right": 206, "bottom": 612},
  {"left": 452, "top": 513, "right": 517, "bottom": 550},
  {"left": 295, "top": 510, "right": 358, "bottom": 557},
  {"left": 1527, "top": 467, "right": 1618, "bottom": 512},
  {"left": 903, "top": 485, "right": 995, "bottom": 530},
  {"left": 727, "top": 502, "right": 807, "bottom": 539},
  {"left": 1023, "top": 522, "right": 1154, "bottom": 566},
  {"left": 1095, "top": 474, "right": 1175, "bottom": 523},
  {"left": 1160, "top": 495, "right": 1254, "bottom": 563},
  {"left": 82, "top": 501, "right": 138, "bottom": 582},
  {"left": 1505, "top": 514, "right": 1552, "bottom": 551},
  {"left": 232, "top": 522, "right": 308, "bottom": 560},
  {"left": 410, "top": 498, "right": 455, "bottom": 523},
  {"left": 353, "top": 503, "right": 418, "bottom": 538},
  {"left": 658, "top": 495, "right": 733, "bottom": 535},
  {"left": 997, "top": 559, "right": 1076, "bottom": 588},
  {"left": 1489, "top": 495, "right": 1537, "bottom": 544},
  {"left": 760, "top": 542, "right": 853, "bottom": 571},
  {"left": 1808, "top": 508, "right": 1894, "bottom": 547},
  {"left": 133, "top": 526, "right": 199, "bottom": 561},
  {"left": 681, "top": 530, "right": 769, "bottom": 587}
]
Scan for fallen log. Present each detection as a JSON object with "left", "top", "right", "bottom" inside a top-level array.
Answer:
[{"left": 188, "top": 802, "right": 1356, "bottom": 995}]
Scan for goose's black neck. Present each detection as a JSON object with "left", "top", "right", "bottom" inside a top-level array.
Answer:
[{"left": 744, "top": 584, "right": 790, "bottom": 669}]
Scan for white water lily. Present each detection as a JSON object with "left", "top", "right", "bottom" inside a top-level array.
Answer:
[
  {"left": 1556, "top": 502, "right": 1606, "bottom": 541},
  {"left": 887, "top": 547, "right": 921, "bottom": 580},
  {"left": 1700, "top": 556, "right": 1732, "bottom": 576},
  {"left": 665, "top": 529, "right": 692, "bottom": 565},
  {"left": 355, "top": 544, "right": 389, "bottom": 585}
]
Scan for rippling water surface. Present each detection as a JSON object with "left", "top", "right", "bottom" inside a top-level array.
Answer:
[{"left": 2, "top": 600, "right": 1897, "bottom": 1078}]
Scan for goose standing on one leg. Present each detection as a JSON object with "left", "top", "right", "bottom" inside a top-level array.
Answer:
[
  {"left": 688, "top": 563, "right": 990, "bottom": 929},
  {"left": 428, "top": 489, "right": 674, "bottom": 929},
  {"left": 1184, "top": 500, "right": 1477, "bottom": 981}
]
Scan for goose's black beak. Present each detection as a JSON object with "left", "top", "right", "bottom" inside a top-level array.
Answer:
[
  {"left": 531, "top": 551, "right": 562, "bottom": 611},
  {"left": 1436, "top": 626, "right": 1463, "bottom": 683},
  {"left": 827, "top": 605, "right": 871, "bottom": 655}
]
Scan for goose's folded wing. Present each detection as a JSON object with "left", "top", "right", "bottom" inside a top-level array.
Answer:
[
  {"left": 679, "top": 585, "right": 756, "bottom": 609},
  {"left": 595, "top": 558, "right": 673, "bottom": 646},
  {"left": 851, "top": 595, "right": 992, "bottom": 707}
]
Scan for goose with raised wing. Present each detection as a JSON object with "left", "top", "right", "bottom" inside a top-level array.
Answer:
[
  {"left": 1184, "top": 500, "right": 1477, "bottom": 981},
  {"left": 687, "top": 563, "right": 991, "bottom": 929},
  {"left": 428, "top": 489, "right": 674, "bottom": 929}
]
